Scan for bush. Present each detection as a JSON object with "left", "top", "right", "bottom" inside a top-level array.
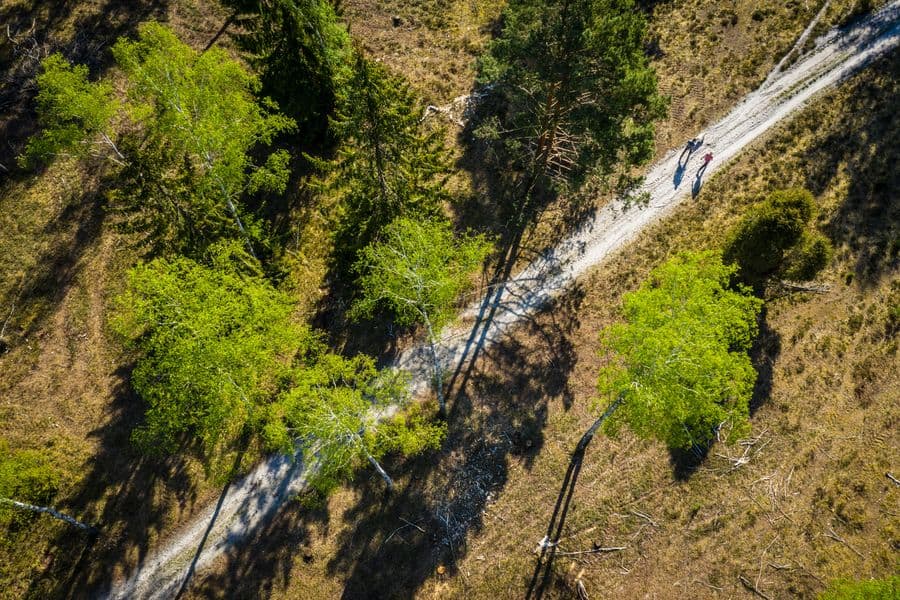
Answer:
[
  {"left": 723, "top": 188, "right": 817, "bottom": 283},
  {"left": 784, "top": 231, "right": 834, "bottom": 281},
  {"left": 0, "top": 443, "right": 60, "bottom": 524}
]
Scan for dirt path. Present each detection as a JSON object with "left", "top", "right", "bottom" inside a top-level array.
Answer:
[{"left": 105, "top": 4, "right": 900, "bottom": 598}]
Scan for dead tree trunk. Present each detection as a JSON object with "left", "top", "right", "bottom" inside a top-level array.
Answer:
[{"left": 0, "top": 497, "right": 96, "bottom": 532}]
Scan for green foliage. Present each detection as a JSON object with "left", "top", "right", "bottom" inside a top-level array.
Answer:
[
  {"left": 598, "top": 252, "right": 763, "bottom": 449},
  {"left": 476, "top": 0, "right": 666, "bottom": 193},
  {"left": 111, "top": 22, "right": 296, "bottom": 253},
  {"left": 19, "top": 54, "right": 118, "bottom": 167},
  {"left": 784, "top": 231, "right": 834, "bottom": 281},
  {"left": 24, "top": 23, "right": 295, "bottom": 255},
  {"left": 112, "top": 241, "right": 314, "bottom": 462},
  {"left": 320, "top": 52, "right": 451, "bottom": 262},
  {"left": 222, "top": 0, "right": 352, "bottom": 142},
  {"left": 351, "top": 217, "right": 492, "bottom": 334},
  {"left": 278, "top": 353, "right": 445, "bottom": 491},
  {"left": 819, "top": 575, "right": 900, "bottom": 599},
  {"left": 0, "top": 443, "right": 60, "bottom": 523},
  {"left": 724, "top": 188, "right": 831, "bottom": 283}
]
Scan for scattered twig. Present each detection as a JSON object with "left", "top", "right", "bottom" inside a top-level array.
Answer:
[
  {"left": 399, "top": 517, "right": 425, "bottom": 533},
  {"left": 554, "top": 545, "right": 626, "bottom": 557},
  {"left": 886, "top": 472, "right": 900, "bottom": 487},
  {"left": 824, "top": 527, "right": 865, "bottom": 559},
  {"left": 630, "top": 510, "right": 658, "bottom": 528},
  {"left": 739, "top": 575, "right": 773, "bottom": 600}
]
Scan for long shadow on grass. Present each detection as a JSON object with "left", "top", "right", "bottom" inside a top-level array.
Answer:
[
  {"left": 187, "top": 283, "right": 583, "bottom": 599},
  {"left": 0, "top": 179, "right": 107, "bottom": 358},
  {"left": 332, "top": 287, "right": 582, "bottom": 599},
  {"left": 801, "top": 52, "right": 900, "bottom": 287},
  {"left": 21, "top": 364, "right": 199, "bottom": 599}
]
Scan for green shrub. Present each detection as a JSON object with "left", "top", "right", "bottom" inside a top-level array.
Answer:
[
  {"left": 819, "top": 575, "right": 900, "bottom": 599},
  {"left": 0, "top": 443, "right": 60, "bottom": 523},
  {"left": 784, "top": 231, "right": 834, "bottom": 281},
  {"left": 723, "top": 188, "right": 817, "bottom": 283}
]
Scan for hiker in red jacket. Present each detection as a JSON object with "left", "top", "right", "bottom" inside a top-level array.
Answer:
[{"left": 697, "top": 151, "right": 713, "bottom": 177}]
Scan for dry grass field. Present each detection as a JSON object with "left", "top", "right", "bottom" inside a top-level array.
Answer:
[{"left": 0, "top": 0, "right": 895, "bottom": 598}]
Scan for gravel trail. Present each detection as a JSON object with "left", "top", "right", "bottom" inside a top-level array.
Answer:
[{"left": 106, "top": 5, "right": 900, "bottom": 598}]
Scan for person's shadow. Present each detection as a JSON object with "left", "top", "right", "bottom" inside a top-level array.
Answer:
[
  {"left": 692, "top": 161, "right": 710, "bottom": 198},
  {"left": 673, "top": 161, "right": 687, "bottom": 189}
]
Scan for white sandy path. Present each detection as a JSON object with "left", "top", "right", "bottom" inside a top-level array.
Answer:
[{"left": 106, "top": 4, "right": 900, "bottom": 598}]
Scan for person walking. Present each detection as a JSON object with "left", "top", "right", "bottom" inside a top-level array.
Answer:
[{"left": 697, "top": 151, "right": 713, "bottom": 177}]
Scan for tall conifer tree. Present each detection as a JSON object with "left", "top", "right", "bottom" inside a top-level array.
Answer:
[
  {"left": 477, "top": 0, "right": 666, "bottom": 202},
  {"left": 320, "top": 51, "right": 451, "bottom": 264}
]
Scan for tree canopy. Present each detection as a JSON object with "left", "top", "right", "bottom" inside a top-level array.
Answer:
[
  {"left": 221, "top": 0, "right": 352, "bottom": 143},
  {"left": 112, "top": 242, "right": 313, "bottom": 462},
  {"left": 276, "top": 354, "right": 445, "bottom": 491},
  {"left": 24, "top": 23, "right": 296, "bottom": 255},
  {"left": 723, "top": 188, "right": 832, "bottom": 284},
  {"left": 476, "top": 0, "right": 666, "bottom": 197},
  {"left": 351, "top": 217, "right": 492, "bottom": 412},
  {"left": 318, "top": 51, "right": 451, "bottom": 264},
  {"left": 598, "top": 252, "right": 763, "bottom": 449}
]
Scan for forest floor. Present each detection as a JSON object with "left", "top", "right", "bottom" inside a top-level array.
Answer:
[{"left": 0, "top": 0, "right": 896, "bottom": 599}]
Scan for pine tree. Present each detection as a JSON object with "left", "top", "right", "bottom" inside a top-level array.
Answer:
[
  {"left": 222, "top": 0, "right": 352, "bottom": 143},
  {"left": 477, "top": 0, "right": 666, "bottom": 203},
  {"left": 321, "top": 51, "right": 452, "bottom": 264}
]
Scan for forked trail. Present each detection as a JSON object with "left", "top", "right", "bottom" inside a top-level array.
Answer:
[{"left": 106, "top": 4, "right": 900, "bottom": 598}]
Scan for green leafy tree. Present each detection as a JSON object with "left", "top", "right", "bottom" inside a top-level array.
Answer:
[
  {"left": 19, "top": 54, "right": 121, "bottom": 167},
  {"left": 351, "top": 217, "right": 493, "bottom": 414},
  {"left": 724, "top": 188, "right": 832, "bottom": 284},
  {"left": 23, "top": 23, "right": 296, "bottom": 255},
  {"left": 221, "top": 0, "right": 352, "bottom": 142},
  {"left": 476, "top": 0, "right": 666, "bottom": 202},
  {"left": 112, "top": 242, "right": 314, "bottom": 466},
  {"left": 320, "top": 51, "right": 451, "bottom": 263},
  {"left": 819, "top": 575, "right": 899, "bottom": 600},
  {"left": 597, "top": 252, "right": 763, "bottom": 449},
  {"left": 275, "top": 354, "right": 446, "bottom": 491}
]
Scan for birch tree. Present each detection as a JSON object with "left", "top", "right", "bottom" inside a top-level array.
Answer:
[
  {"left": 22, "top": 23, "right": 295, "bottom": 255},
  {"left": 351, "top": 217, "right": 492, "bottom": 414},
  {"left": 276, "top": 354, "right": 445, "bottom": 491},
  {"left": 112, "top": 242, "right": 315, "bottom": 466},
  {"left": 597, "top": 251, "right": 763, "bottom": 449}
]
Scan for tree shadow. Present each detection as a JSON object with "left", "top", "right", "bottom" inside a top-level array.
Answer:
[
  {"left": 182, "top": 474, "right": 330, "bottom": 600},
  {"left": 193, "top": 279, "right": 583, "bottom": 599},
  {"left": 800, "top": 52, "right": 900, "bottom": 287},
  {"left": 0, "top": 177, "right": 107, "bottom": 354},
  {"left": 21, "top": 364, "right": 199, "bottom": 599},
  {"left": 325, "top": 287, "right": 583, "bottom": 598},
  {"left": 0, "top": 0, "right": 169, "bottom": 174}
]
